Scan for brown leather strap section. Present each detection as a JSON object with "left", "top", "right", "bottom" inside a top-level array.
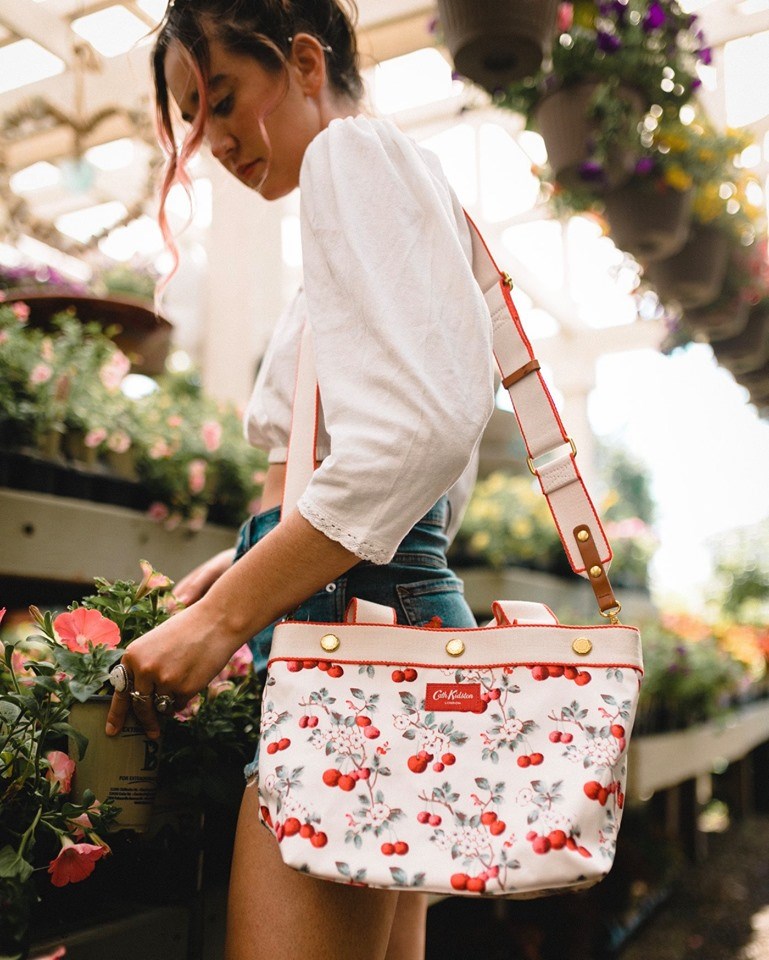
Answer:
[
  {"left": 573, "top": 524, "right": 620, "bottom": 616},
  {"left": 502, "top": 359, "right": 541, "bottom": 390}
]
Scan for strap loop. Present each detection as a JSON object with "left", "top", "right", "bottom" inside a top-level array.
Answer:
[{"left": 502, "top": 359, "right": 541, "bottom": 390}]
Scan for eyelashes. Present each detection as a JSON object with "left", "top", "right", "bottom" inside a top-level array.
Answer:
[{"left": 212, "top": 94, "right": 234, "bottom": 117}]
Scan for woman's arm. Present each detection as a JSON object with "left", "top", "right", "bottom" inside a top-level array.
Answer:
[{"left": 106, "top": 509, "right": 358, "bottom": 739}]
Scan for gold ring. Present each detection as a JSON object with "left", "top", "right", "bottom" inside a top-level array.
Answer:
[{"left": 154, "top": 694, "right": 174, "bottom": 714}]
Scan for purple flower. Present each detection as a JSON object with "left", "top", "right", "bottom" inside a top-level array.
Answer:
[
  {"left": 691, "top": 77, "right": 702, "bottom": 89},
  {"left": 635, "top": 156, "right": 656, "bottom": 176},
  {"left": 427, "top": 16, "right": 439, "bottom": 35},
  {"left": 579, "top": 160, "right": 606, "bottom": 182},
  {"left": 699, "top": 46, "right": 712, "bottom": 65},
  {"left": 643, "top": 2, "right": 666, "bottom": 31},
  {"left": 596, "top": 30, "right": 622, "bottom": 53}
]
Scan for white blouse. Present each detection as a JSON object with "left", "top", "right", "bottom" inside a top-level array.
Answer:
[{"left": 244, "top": 115, "right": 494, "bottom": 564}]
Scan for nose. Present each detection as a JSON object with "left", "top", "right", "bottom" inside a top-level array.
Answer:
[{"left": 208, "top": 122, "right": 236, "bottom": 164}]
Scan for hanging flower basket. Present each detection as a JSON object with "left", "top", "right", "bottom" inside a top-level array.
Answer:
[
  {"left": 712, "top": 303, "right": 769, "bottom": 376},
  {"left": 602, "top": 182, "right": 693, "bottom": 264},
  {"left": 645, "top": 224, "right": 731, "bottom": 309},
  {"left": 68, "top": 697, "right": 161, "bottom": 833},
  {"left": 533, "top": 82, "right": 644, "bottom": 191},
  {"left": 437, "top": 0, "right": 558, "bottom": 93}
]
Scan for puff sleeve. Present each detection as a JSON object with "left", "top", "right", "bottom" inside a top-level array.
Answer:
[{"left": 296, "top": 116, "right": 494, "bottom": 563}]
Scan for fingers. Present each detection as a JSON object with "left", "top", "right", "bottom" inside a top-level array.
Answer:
[
  {"left": 128, "top": 688, "right": 162, "bottom": 740},
  {"left": 105, "top": 689, "right": 131, "bottom": 737}
]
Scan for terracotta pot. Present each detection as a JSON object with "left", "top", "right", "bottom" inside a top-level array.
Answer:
[
  {"left": 437, "top": 0, "right": 558, "bottom": 93},
  {"left": 645, "top": 225, "right": 731, "bottom": 309},
  {"left": 603, "top": 183, "right": 693, "bottom": 263},
  {"left": 683, "top": 297, "right": 751, "bottom": 343},
  {"left": 534, "top": 83, "right": 644, "bottom": 191},
  {"left": 68, "top": 697, "right": 161, "bottom": 832},
  {"left": 712, "top": 303, "right": 769, "bottom": 376}
]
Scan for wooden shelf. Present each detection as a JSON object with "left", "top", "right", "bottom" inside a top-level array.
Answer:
[
  {"left": 628, "top": 700, "right": 769, "bottom": 799},
  {"left": 0, "top": 487, "right": 236, "bottom": 586}
]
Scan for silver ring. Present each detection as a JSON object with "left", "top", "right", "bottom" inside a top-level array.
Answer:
[
  {"left": 129, "top": 690, "right": 153, "bottom": 703},
  {"left": 154, "top": 694, "right": 174, "bottom": 714},
  {"left": 108, "top": 663, "right": 132, "bottom": 693}
]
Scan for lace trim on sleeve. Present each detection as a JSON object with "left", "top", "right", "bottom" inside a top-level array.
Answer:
[{"left": 296, "top": 495, "right": 393, "bottom": 565}]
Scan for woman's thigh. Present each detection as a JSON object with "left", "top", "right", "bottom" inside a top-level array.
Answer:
[{"left": 226, "top": 782, "right": 400, "bottom": 960}]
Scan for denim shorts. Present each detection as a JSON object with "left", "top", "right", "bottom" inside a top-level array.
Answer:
[{"left": 234, "top": 496, "right": 476, "bottom": 779}]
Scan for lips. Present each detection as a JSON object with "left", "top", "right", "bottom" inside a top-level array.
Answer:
[{"left": 237, "top": 159, "right": 262, "bottom": 179}]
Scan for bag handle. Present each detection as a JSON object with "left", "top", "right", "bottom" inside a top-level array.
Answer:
[{"left": 283, "top": 213, "right": 622, "bottom": 622}]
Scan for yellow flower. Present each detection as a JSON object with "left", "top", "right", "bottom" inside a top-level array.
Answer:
[
  {"left": 664, "top": 166, "right": 693, "bottom": 192},
  {"left": 470, "top": 531, "right": 491, "bottom": 551}
]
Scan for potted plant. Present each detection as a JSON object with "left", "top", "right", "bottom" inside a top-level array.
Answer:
[
  {"left": 1, "top": 564, "right": 261, "bottom": 957},
  {"left": 497, "top": 0, "right": 710, "bottom": 191},
  {"left": 436, "top": 0, "right": 559, "bottom": 93},
  {"left": 645, "top": 125, "right": 764, "bottom": 310}
]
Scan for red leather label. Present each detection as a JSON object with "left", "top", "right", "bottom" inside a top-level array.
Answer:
[{"left": 425, "top": 683, "right": 482, "bottom": 712}]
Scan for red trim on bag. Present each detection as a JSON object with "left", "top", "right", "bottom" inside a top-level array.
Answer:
[{"left": 267, "top": 656, "right": 644, "bottom": 674}]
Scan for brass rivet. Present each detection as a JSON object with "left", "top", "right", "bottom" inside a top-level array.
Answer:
[
  {"left": 577, "top": 530, "right": 590, "bottom": 542},
  {"left": 589, "top": 565, "right": 603, "bottom": 579},
  {"left": 572, "top": 637, "right": 592, "bottom": 655},
  {"left": 446, "top": 638, "right": 465, "bottom": 657},
  {"left": 320, "top": 633, "right": 340, "bottom": 652}
]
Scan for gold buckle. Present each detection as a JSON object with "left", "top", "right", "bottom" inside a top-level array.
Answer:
[
  {"left": 527, "top": 437, "right": 577, "bottom": 476},
  {"left": 502, "top": 271, "right": 514, "bottom": 289},
  {"left": 599, "top": 603, "right": 622, "bottom": 625}
]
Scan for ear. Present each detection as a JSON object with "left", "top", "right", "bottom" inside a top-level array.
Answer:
[{"left": 289, "top": 33, "right": 327, "bottom": 97}]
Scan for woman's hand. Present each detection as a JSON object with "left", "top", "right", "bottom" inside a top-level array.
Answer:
[
  {"left": 105, "top": 597, "right": 241, "bottom": 740},
  {"left": 173, "top": 547, "right": 236, "bottom": 606}
]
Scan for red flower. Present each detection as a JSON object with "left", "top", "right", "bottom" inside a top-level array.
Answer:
[
  {"left": 53, "top": 608, "right": 120, "bottom": 653},
  {"left": 47, "top": 840, "right": 106, "bottom": 887}
]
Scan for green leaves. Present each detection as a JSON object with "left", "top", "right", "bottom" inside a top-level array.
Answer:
[{"left": 0, "top": 847, "right": 32, "bottom": 883}]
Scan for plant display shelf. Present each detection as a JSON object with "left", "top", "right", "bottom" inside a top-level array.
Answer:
[
  {"left": 0, "top": 487, "right": 235, "bottom": 586},
  {"left": 628, "top": 700, "right": 769, "bottom": 800}
]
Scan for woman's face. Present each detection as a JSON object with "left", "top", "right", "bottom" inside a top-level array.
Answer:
[{"left": 165, "top": 34, "right": 323, "bottom": 200}]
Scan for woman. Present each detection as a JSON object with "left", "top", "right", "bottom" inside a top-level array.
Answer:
[{"left": 107, "top": 1, "right": 494, "bottom": 957}]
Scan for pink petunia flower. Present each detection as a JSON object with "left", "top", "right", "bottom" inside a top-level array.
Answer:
[
  {"left": 137, "top": 559, "right": 172, "bottom": 599},
  {"left": 84, "top": 428, "right": 108, "bottom": 449},
  {"left": 47, "top": 839, "right": 106, "bottom": 887},
  {"left": 147, "top": 501, "right": 170, "bottom": 523},
  {"left": 167, "top": 414, "right": 183, "bottom": 428},
  {"left": 173, "top": 693, "right": 202, "bottom": 722},
  {"left": 31, "top": 948, "right": 66, "bottom": 960},
  {"left": 53, "top": 608, "right": 120, "bottom": 653},
  {"left": 149, "top": 439, "right": 172, "bottom": 459},
  {"left": 225, "top": 644, "right": 253, "bottom": 679},
  {"left": 201, "top": 420, "right": 222, "bottom": 453},
  {"left": 188, "top": 458, "right": 207, "bottom": 495},
  {"left": 107, "top": 430, "right": 131, "bottom": 454},
  {"left": 45, "top": 750, "right": 76, "bottom": 794},
  {"left": 99, "top": 350, "right": 131, "bottom": 392},
  {"left": 207, "top": 679, "right": 235, "bottom": 699},
  {"left": 41, "top": 337, "right": 54, "bottom": 362},
  {"left": 0, "top": 607, "right": 5, "bottom": 625},
  {"left": 29, "top": 363, "right": 53, "bottom": 385},
  {"left": 12, "top": 301, "right": 30, "bottom": 322}
]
